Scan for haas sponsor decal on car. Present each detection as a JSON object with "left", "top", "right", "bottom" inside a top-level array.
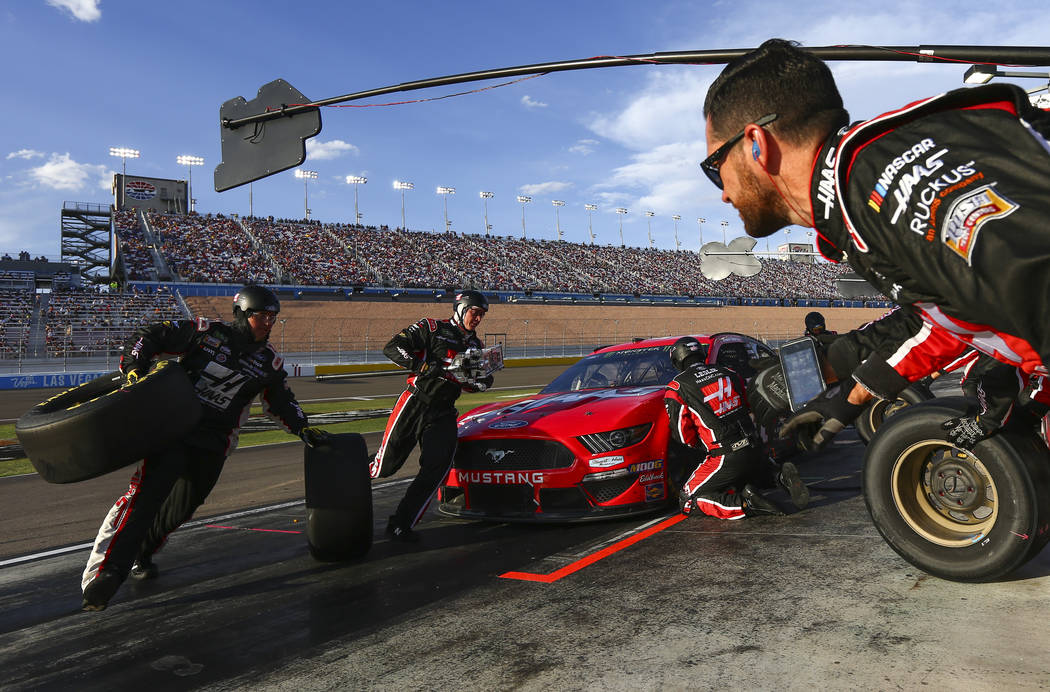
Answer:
[{"left": 940, "top": 184, "right": 1018, "bottom": 265}]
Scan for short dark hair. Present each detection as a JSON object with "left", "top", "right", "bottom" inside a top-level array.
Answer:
[{"left": 704, "top": 39, "right": 849, "bottom": 145}]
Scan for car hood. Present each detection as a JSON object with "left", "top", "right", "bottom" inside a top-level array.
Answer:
[{"left": 457, "top": 385, "right": 664, "bottom": 437}]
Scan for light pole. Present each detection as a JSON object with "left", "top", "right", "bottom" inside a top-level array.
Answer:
[
  {"left": 785, "top": 228, "right": 791, "bottom": 259},
  {"left": 645, "top": 211, "right": 655, "bottom": 249},
  {"left": 294, "top": 169, "right": 317, "bottom": 220},
  {"left": 672, "top": 214, "right": 681, "bottom": 251},
  {"left": 346, "top": 175, "right": 367, "bottom": 225},
  {"left": 517, "top": 195, "right": 532, "bottom": 238},
  {"left": 177, "top": 155, "right": 204, "bottom": 213},
  {"left": 394, "top": 180, "right": 414, "bottom": 230},
  {"left": 480, "top": 191, "right": 494, "bottom": 234},
  {"left": 720, "top": 220, "right": 729, "bottom": 244},
  {"left": 552, "top": 200, "right": 565, "bottom": 241},
  {"left": 697, "top": 217, "right": 705, "bottom": 248},
  {"left": 437, "top": 186, "right": 456, "bottom": 233},
  {"left": 109, "top": 147, "right": 139, "bottom": 210},
  {"left": 584, "top": 203, "right": 597, "bottom": 244},
  {"left": 615, "top": 208, "right": 628, "bottom": 247}
]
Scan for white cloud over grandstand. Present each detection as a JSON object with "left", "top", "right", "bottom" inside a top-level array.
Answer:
[
  {"left": 568, "top": 139, "right": 599, "bottom": 156},
  {"left": 519, "top": 181, "right": 572, "bottom": 196},
  {"left": 521, "top": 95, "right": 548, "bottom": 109},
  {"left": 27, "top": 153, "right": 111, "bottom": 192},
  {"left": 46, "top": 0, "right": 101, "bottom": 22},
  {"left": 6, "top": 149, "right": 45, "bottom": 161},
  {"left": 306, "top": 139, "right": 359, "bottom": 161}
]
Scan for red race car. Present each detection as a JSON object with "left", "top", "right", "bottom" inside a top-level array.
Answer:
[{"left": 438, "top": 333, "right": 776, "bottom": 522}]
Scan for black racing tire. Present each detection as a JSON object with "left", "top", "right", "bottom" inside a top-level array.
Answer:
[
  {"left": 15, "top": 361, "right": 202, "bottom": 484},
  {"left": 863, "top": 397, "right": 1050, "bottom": 582},
  {"left": 305, "top": 432, "right": 374, "bottom": 562},
  {"left": 856, "top": 382, "right": 934, "bottom": 445}
]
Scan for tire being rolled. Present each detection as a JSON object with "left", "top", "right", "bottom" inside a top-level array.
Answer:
[
  {"left": 855, "top": 381, "right": 935, "bottom": 445},
  {"left": 305, "top": 432, "right": 373, "bottom": 562},
  {"left": 15, "top": 361, "right": 202, "bottom": 484},
  {"left": 863, "top": 397, "right": 1050, "bottom": 582}
]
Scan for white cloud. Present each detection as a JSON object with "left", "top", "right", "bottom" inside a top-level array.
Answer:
[
  {"left": 6, "top": 149, "right": 45, "bottom": 160},
  {"left": 47, "top": 0, "right": 101, "bottom": 22},
  {"left": 521, "top": 95, "right": 548, "bottom": 109},
  {"left": 306, "top": 138, "right": 358, "bottom": 160},
  {"left": 28, "top": 153, "right": 111, "bottom": 191},
  {"left": 568, "top": 139, "right": 599, "bottom": 156},
  {"left": 519, "top": 181, "right": 572, "bottom": 196}
]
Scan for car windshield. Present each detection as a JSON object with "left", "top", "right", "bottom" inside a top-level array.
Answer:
[{"left": 541, "top": 344, "right": 698, "bottom": 394}]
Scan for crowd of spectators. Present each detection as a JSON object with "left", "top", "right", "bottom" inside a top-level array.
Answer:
[
  {"left": 246, "top": 219, "right": 375, "bottom": 286},
  {"left": 43, "top": 286, "right": 184, "bottom": 358},
  {"left": 1, "top": 251, "right": 48, "bottom": 262},
  {"left": 0, "top": 289, "right": 32, "bottom": 357},
  {"left": 148, "top": 211, "right": 280, "bottom": 285},
  {"left": 113, "top": 210, "right": 155, "bottom": 281}
]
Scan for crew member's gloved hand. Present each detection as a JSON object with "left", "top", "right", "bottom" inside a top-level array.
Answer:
[
  {"left": 942, "top": 415, "right": 998, "bottom": 450},
  {"left": 779, "top": 386, "right": 867, "bottom": 451},
  {"left": 299, "top": 426, "right": 332, "bottom": 448},
  {"left": 418, "top": 359, "right": 444, "bottom": 378},
  {"left": 122, "top": 368, "right": 146, "bottom": 385}
]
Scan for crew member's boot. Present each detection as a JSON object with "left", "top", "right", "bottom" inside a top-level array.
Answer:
[
  {"left": 776, "top": 461, "right": 810, "bottom": 510},
  {"left": 741, "top": 485, "right": 784, "bottom": 517}
]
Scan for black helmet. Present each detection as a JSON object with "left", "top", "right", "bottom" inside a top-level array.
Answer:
[
  {"left": 452, "top": 289, "right": 488, "bottom": 325},
  {"left": 804, "top": 311, "right": 826, "bottom": 332},
  {"left": 670, "top": 337, "right": 706, "bottom": 372},
  {"left": 233, "top": 285, "right": 280, "bottom": 319}
]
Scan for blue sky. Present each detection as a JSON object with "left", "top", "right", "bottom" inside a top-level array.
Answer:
[{"left": 2, "top": 0, "right": 1048, "bottom": 260}]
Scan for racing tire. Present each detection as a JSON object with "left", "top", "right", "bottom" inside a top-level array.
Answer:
[
  {"left": 863, "top": 397, "right": 1050, "bottom": 582},
  {"left": 305, "top": 432, "right": 373, "bottom": 562},
  {"left": 15, "top": 361, "right": 202, "bottom": 484},
  {"left": 855, "top": 382, "right": 934, "bottom": 445}
]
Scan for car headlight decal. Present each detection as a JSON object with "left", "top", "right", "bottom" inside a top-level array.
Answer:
[{"left": 576, "top": 423, "right": 652, "bottom": 454}]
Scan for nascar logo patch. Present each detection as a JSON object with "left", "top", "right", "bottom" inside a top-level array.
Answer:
[{"left": 941, "top": 184, "right": 1018, "bottom": 266}]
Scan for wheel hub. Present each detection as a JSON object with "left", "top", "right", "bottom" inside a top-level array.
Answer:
[{"left": 924, "top": 452, "right": 986, "bottom": 515}]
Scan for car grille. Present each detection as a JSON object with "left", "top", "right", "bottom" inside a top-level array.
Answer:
[
  {"left": 468, "top": 484, "right": 536, "bottom": 512},
  {"left": 455, "top": 438, "right": 576, "bottom": 470},
  {"left": 539, "top": 487, "right": 592, "bottom": 512},
  {"left": 582, "top": 475, "right": 637, "bottom": 503}
]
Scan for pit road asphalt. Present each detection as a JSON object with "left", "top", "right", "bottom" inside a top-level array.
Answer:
[{"left": 1, "top": 366, "right": 1048, "bottom": 690}]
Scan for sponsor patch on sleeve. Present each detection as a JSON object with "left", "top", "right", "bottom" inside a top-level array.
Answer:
[{"left": 940, "top": 184, "right": 1018, "bottom": 265}]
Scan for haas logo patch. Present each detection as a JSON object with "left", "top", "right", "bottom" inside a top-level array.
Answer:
[{"left": 701, "top": 376, "right": 741, "bottom": 416}]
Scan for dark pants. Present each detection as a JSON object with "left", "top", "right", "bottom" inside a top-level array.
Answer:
[
  {"left": 82, "top": 443, "right": 225, "bottom": 590},
  {"left": 370, "top": 389, "right": 458, "bottom": 528},
  {"left": 679, "top": 445, "right": 766, "bottom": 520}
]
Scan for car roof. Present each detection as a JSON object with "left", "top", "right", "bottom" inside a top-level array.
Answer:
[{"left": 592, "top": 332, "right": 760, "bottom": 355}]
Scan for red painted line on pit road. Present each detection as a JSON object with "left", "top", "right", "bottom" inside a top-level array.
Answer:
[
  {"left": 499, "top": 513, "right": 687, "bottom": 583},
  {"left": 205, "top": 524, "right": 303, "bottom": 535}
]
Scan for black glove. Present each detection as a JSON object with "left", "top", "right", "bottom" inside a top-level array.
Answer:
[
  {"left": 122, "top": 367, "right": 146, "bottom": 385},
  {"left": 942, "top": 415, "right": 998, "bottom": 450},
  {"left": 299, "top": 426, "right": 332, "bottom": 448},
  {"left": 779, "top": 385, "right": 867, "bottom": 451},
  {"left": 417, "top": 359, "right": 444, "bottom": 379}
]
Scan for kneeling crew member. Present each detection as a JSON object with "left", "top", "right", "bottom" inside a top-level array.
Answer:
[
  {"left": 664, "top": 337, "right": 807, "bottom": 519},
  {"left": 371, "top": 290, "right": 493, "bottom": 542},
  {"left": 81, "top": 285, "right": 326, "bottom": 611}
]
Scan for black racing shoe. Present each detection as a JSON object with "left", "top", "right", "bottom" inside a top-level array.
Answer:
[
  {"left": 741, "top": 485, "right": 784, "bottom": 517},
  {"left": 130, "top": 556, "right": 159, "bottom": 581},
  {"left": 385, "top": 516, "right": 420, "bottom": 543},
  {"left": 777, "top": 461, "right": 810, "bottom": 510},
  {"left": 82, "top": 570, "right": 123, "bottom": 612}
]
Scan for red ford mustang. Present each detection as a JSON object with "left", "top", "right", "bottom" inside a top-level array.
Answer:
[{"left": 438, "top": 333, "right": 776, "bottom": 522}]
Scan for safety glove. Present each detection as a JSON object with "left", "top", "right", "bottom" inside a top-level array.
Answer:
[
  {"left": 122, "top": 368, "right": 146, "bottom": 386},
  {"left": 299, "top": 426, "right": 332, "bottom": 448},
  {"left": 779, "top": 385, "right": 867, "bottom": 451},
  {"left": 941, "top": 415, "right": 999, "bottom": 450}
]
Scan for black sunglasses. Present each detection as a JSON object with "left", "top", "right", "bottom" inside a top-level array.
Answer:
[{"left": 700, "top": 113, "right": 778, "bottom": 190}]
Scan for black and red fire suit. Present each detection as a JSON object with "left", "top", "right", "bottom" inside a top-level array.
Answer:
[
  {"left": 810, "top": 83, "right": 1050, "bottom": 381},
  {"left": 82, "top": 317, "right": 307, "bottom": 591},
  {"left": 371, "top": 317, "right": 492, "bottom": 528},
  {"left": 664, "top": 363, "right": 763, "bottom": 520}
]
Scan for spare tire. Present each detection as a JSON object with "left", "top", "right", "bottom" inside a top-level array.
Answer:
[
  {"left": 855, "top": 381, "right": 934, "bottom": 445},
  {"left": 15, "top": 361, "right": 202, "bottom": 484},
  {"left": 305, "top": 432, "right": 373, "bottom": 562},
  {"left": 863, "top": 397, "right": 1050, "bottom": 582}
]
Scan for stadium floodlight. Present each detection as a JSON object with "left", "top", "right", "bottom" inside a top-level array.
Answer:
[
  {"left": 110, "top": 147, "right": 140, "bottom": 209},
  {"left": 295, "top": 168, "right": 318, "bottom": 220},
  {"left": 437, "top": 186, "right": 456, "bottom": 233},
  {"left": 517, "top": 195, "right": 532, "bottom": 238},
  {"left": 672, "top": 214, "right": 681, "bottom": 251},
  {"left": 480, "top": 191, "right": 494, "bottom": 234},
  {"left": 697, "top": 217, "right": 705, "bottom": 247},
  {"left": 720, "top": 220, "right": 729, "bottom": 244},
  {"left": 645, "top": 210, "right": 655, "bottom": 248},
  {"left": 615, "top": 207, "right": 628, "bottom": 247},
  {"left": 584, "top": 203, "right": 597, "bottom": 244},
  {"left": 963, "top": 64, "right": 1050, "bottom": 86},
  {"left": 552, "top": 200, "right": 566, "bottom": 241},
  {"left": 177, "top": 155, "right": 205, "bottom": 213},
  {"left": 346, "top": 175, "right": 367, "bottom": 225},
  {"left": 394, "top": 180, "right": 414, "bottom": 229}
]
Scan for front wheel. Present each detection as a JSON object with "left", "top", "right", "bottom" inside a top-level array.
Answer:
[{"left": 863, "top": 398, "right": 1050, "bottom": 582}]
